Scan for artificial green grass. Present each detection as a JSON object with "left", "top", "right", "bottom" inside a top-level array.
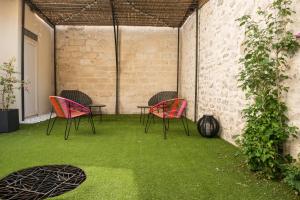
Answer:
[{"left": 0, "top": 115, "right": 298, "bottom": 200}]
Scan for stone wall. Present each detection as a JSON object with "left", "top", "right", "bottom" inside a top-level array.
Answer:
[
  {"left": 285, "top": 1, "right": 300, "bottom": 157},
  {"left": 119, "top": 27, "right": 177, "bottom": 114},
  {"left": 56, "top": 26, "right": 177, "bottom": 114},
  {"left": 180, "top": 0, "right": 300, "bottom": 157},
  {"left": 197, "top": 0, "right": 249, "bottom": 143},
  {"left": 57, "top": 26, "right": 116, "bottom": 114}
]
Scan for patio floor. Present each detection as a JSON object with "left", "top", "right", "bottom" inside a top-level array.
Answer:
[{"left": 0, "top": 115, "right": 297, "bottom": 200}]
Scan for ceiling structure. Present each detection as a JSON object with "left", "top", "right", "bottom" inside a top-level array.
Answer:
[{"left": 25, "top": 0, "right": 209, "bottom": 28}]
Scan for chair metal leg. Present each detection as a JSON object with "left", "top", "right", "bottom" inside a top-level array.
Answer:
[
  {"left": 163, "top": 118, "right": 167, "bottom": 139},
  {"left": 185, "top": 117, "right": 190, "bottom": 136},
  {"left": 99, "top": 107, "right": 103, "bottom": 122},
  {"left": 181, "top": 116, "right": 190, "bottom": 136},
  {"left": 167, "top": 118, "right": 170, "bottom": 131},
  {"left": 46, "top": 111, "right": 57, "bottom": 135},
  {"left": 74, "top": 118, "right": 78, "bottom": 131},
  {"left": 91, "top": 115, "right": 96, "bottom": 134},
  {"left": 145, "top": 113, "right": 152, "bottom": 133},
  {"left": 74, "top": 117, "right": 81, "bottom": 131},
  {"left": 64, "top": 118, "right": 72, "bottom": 140}
]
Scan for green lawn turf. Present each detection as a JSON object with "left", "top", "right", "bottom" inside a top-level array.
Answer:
[{"left": 0, "top": 115, "right": 298, "bottom": 200}]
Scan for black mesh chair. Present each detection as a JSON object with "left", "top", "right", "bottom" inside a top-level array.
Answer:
[
  {"left": 60, "top": 90, "right": 106, "bottom": 122},
  {"left": 60, "top": 90, "right": 92, "bottom": 106},
  {"left": 138, "top": 91, "right": 178, "bottom": 124},
  {"left": 148, "top": 91, "right": 178, "bottom": 106}
]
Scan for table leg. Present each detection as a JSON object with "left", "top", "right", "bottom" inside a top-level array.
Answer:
[
  {"left": 142, "top": 108, "right": 146, "bottom": 125},
  {"left": 99, "top": 107, "right": 102, "bottom": 122},
  {"left": 139, "top": 108, "right": 142, "bottom": 123}
]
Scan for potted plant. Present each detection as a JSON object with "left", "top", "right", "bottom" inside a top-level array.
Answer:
[{"left": 0, "top": 58, "right": 25, "bottom": 133}]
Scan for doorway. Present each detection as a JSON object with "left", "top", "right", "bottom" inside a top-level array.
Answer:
[{"left": 24, "top": 37, "right": 38, "bottom": 118}]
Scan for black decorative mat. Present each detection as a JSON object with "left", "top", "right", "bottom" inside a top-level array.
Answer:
[{"left": 0, "top": 165, "right": 86, "bottom": 200}]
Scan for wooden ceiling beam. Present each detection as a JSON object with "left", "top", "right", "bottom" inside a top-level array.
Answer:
[
  {"left": 25, "top": 0, "right": 55, "bottom": 28},
  {"left": 198, "top": 0, "right": 209, "bottom": 8}
]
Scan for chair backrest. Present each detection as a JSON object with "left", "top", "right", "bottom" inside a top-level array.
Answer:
[
  {"left": 148, "top": 91, "right": 178, "bottom": 106},
  {"left": 49, "top": 96, "right": 90, "bottom": 118},
  {"left": 165, "top": 98, "right": 187, "bottom": 118},
  {"left": 151, "top": 98, "right": 187, "bottom": 118},
  {"left": 60, "top": 90, "right": 92, "bottom": 106}
]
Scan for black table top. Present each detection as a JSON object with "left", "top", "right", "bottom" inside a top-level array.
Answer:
[
  {"left": 137, "top": 105, "right": 151, "bottom": 108},
  {"left": 89, "top": 104, "right": 106, "bottom": 107}
]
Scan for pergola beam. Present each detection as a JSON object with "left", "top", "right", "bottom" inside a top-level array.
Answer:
[
  {"left": 26, "top": 0, "right": 206, "bottom": 28},
  {"left": 21, "top": 0, "right": 25, "bottom": 121},
  {"left": 194, "top": 3, "right": 199, "bottom": 122},
  {"left": 179, "top": 0, "right": 197, "bottom": 27},
  {"left": 124, "top": 0, "right": 171, "bottom": 27},
  {"left": 198, "top": 0, "right": 209, "bottom": 8},
  {"left": 54, "top": 26, "right": 57, "bottom": 95},
  {"left": 177, "top": 28, "right": 180, "bottom": 94},
  {"left": 110, "top": 0, "right": 120, "bottom": 115}
]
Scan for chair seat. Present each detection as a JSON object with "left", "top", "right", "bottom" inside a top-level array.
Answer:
[
  {"left": 152, "top": 111, "right": 180, "bottom": 119},
  {"left": 69, "top": 110, "right": 88, "bottom": 118},
  {"left": 145, "top": 98, "right": 189, "bottom": 139},
  {"left": 48, "top": 96, "right": 96, "bottom": 140},
  {"left": 152, "top": 111, "right": 164, "bottom": 118}
]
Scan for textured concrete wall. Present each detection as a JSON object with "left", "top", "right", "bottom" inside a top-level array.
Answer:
[
  {"left": 57, "top": 26, "right": 177, "bottom": 114},
  {"left": 180, "top": 0, "right": 300, "bottom": 158}
]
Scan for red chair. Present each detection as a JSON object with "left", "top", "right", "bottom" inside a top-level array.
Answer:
[
  {"left": 46, "top": 96, "right": 95, "bottom": 140},
  {"left": 144, "top": 98, "right": 189, "bottom": 139}
]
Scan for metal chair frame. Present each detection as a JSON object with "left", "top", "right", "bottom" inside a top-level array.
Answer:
[
  {"left": 144, "top": 99, "right": 189, "bottom": 139},
  {"left": 46, "top": 97, "right": 96, "bottom": 140}
]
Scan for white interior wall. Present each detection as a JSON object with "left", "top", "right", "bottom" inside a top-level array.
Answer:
[
  {"left": 0, "top": 1, "right": 54, "bottom": 120},
  {"left": 24, "top": 4, "right": 54, "bottom": 116},
  {"left": 0, "top": 0, "right": 22, "bottom": 114}
]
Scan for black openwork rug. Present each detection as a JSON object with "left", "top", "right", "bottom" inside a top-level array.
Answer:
[{"left": 0, "top": 165, "right": 86, "bottom": 200}]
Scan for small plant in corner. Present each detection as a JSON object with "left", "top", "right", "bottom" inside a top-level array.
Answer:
[
  {"left": 237, "top": 0, "right": 300, "bottom": 179},
  {"left": 0, "top": 58, "right": 26, "bottom": 133},
  {"left": 283, "top": 161, "right": 300, "bottom": 194}
]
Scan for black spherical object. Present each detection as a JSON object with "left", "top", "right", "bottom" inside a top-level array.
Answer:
[{"left": 197, "top": 115, "right": 220, "bottom": 138}]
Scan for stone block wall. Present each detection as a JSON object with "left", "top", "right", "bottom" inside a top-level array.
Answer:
[
  {"left": 119, "top": 27, "right": 177, "bottom": 114},
  {"left": 197, "top": 0, "right": 249, "bottom": 143},
  {"left": 56, "top": 26, "right": 116, "bottom": 114},
  {"left": 180, "top": 0, "right": 300, "bottom": 157},
  {"left": 286, "top": 1, "right": 300, "bottom": 157},
  {"left": 56, "top": 26, "right": 177, "bottom": 114}
]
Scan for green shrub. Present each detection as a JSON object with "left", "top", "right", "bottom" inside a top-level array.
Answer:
[
  {"left": 283, "top": 163, "right": 300, "bottom": 192},
  {"left": 237, "top": 0, "right": 299, "bottom": 179}
]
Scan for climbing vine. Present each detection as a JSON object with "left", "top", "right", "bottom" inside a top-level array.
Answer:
[{"left": 237, "top": 0, "right": 299, "bottom": 179}]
